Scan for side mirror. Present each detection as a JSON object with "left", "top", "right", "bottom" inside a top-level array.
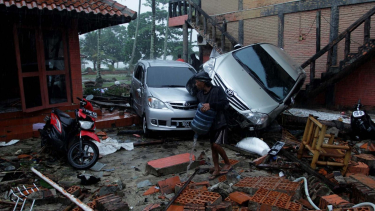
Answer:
[{"left": 86, "top": 95, "right": 94, "bottom": 100}]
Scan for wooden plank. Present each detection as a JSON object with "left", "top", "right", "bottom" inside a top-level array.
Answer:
[
  {"left": 321, "top": 144, "right": 350, "bottom": 150},
  {"left": 364, "top": 17, "right": 371, "bottom": 44},
  {"left": 316, "top": 10, "right": 321, "bottom": 53},
  {"left": 345, "top": 33, "right": 351, "bottom": 59}
]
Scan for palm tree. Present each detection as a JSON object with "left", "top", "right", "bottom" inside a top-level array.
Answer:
[{"left": 150, "top": 0, "right": 155, "bottom": 59}]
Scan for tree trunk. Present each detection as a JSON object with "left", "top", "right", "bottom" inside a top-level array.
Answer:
[
  {"left": 96, "top": 29, "right": 102, "bottom": 80},
  {"left": 163, "top": 12, "right": 169, "bottom": 60},
  {"left": 129, "top": 0, "right": 141, "bottom": 69},
  {"left": 150, "top": 0, "right": 156, "bottom": 59}
]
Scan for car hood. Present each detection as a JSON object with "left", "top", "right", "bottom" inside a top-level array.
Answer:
[
  {"left": 214, "top": 53, "right": 280, "bottom": 114},
  {"left": 147, "top": 87, "right": 197, "bottom": 102}
]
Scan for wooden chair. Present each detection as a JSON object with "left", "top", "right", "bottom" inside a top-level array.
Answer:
[{"left": 297, "top": 115, "right": 351, "bottom": 175}]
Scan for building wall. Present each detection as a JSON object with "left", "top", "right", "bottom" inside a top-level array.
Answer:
[
  {"left": 284, "top": 8, "right": 331, "bottom": 87},
  {"left": 335, "top": 56, "right": 375, "bottom": 107},
  {"left": 243, "top": 0, "right": 293, "bottom": 10},
  {"left": 201, "top": 0, "right": 238, "bottom": 15},
  {"left": 244, "top": 15, "right": 278, "bottom": 46},
  {"left": 337, "top": 2, "right": 375, "bottom": 63},
  {"left": 199, "top": 0, "right": 375, "bottom": 107},
  {"left": 68, "top": 19, "right": 83, "bottom": 104}
]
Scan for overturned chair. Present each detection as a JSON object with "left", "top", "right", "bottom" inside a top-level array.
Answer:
[{"left": 297, "top": 115, "right": 352, "bottom": 175}]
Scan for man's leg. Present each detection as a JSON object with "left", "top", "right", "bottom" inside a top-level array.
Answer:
[
  {"left": 212, "top": 143, "right": 231, "bottom": 171},
  {"left": 211, "top": 143, "right": 220, "bottom": 175}
]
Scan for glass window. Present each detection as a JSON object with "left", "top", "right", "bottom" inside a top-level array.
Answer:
[
  {"left": 233, "top": 45, "right": 296, "bottom": 102},
  {"left": 47, "top": 75, "right": 67, "bottom": 104},
  {"left": 43, "top": 30, "right": 65, "bottom": 71},
  {"left": 18, "top": 29, "right": 38, "bottom": 73},
  {"left": 23, "top": 77, "right": 42, "bottom": 108},
  {"left": 146, "top": 67, "right": 195, "bottom": 88}
]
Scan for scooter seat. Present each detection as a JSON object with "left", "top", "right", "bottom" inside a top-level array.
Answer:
[{"left": 54, "top": 109, "right": 74, "bottom": 126}]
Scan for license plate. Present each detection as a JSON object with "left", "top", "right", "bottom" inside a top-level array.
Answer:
[{"left": 182, "top": 121, "right": 191, "bottom": 128}]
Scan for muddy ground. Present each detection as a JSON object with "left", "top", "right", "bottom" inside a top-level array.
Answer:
[{"left": 0, "top": 126, "right": 278, "bottom": 211}]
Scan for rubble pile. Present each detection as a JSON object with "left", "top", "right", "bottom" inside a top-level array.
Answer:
[{"left": 1, "top": 111, "right": 375, "bottom": 211}]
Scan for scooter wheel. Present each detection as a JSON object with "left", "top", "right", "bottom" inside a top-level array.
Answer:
[{"left": 67, "top": 140, "right": 99, "bottom": 170}]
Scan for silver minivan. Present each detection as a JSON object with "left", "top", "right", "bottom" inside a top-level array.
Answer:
[
  {"left": 201, "top": 43, "right": 306, "bottom": 130},
  {"left": 130, "top": 60, "right": 198, "bottom": 136}
]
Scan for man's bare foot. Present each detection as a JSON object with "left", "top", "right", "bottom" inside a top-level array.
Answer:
[{"left": 219, "top": 165, "right": 232, "bottom": 174}]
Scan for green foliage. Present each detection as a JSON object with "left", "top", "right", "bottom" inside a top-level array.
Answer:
[{"left": 83, "top": 87, "right": 101, "bottom": 96}]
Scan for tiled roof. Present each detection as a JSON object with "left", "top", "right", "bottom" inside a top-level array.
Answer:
[{"left": 0, "top": 0, "right": 137, "bottom": 19}]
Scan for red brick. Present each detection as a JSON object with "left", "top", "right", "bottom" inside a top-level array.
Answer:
[
  {"left": 157, "top": 176, "right": 181, "bottom": 195},
  {"left": 347, "top": 162, "right": 370, "bottom": 176},
  {"left": 319, "top": 194, "right": 350, "bottom": 209},
  {"left": 147, "top": 153, "right": 195, "bottom": 169},
  {"left": 143, "top": 186, "right": 160, "bottom": 196},
  {"left": 229, "top": 192, "right": 251, "bottom": 205}
]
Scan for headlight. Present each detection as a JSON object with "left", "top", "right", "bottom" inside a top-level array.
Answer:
[
  {"left": 353, "top": 111, "right": 365, "bottom": 118},
  {"left": 148, "top": 97, "right": 168, "bottom": 109},
  {"left": 245, "top": 112, "right": 268, "bottom": 126},
  {"left": 79, "top": 121, "right": 94, "bottom": 130},
  {"left": 202, "top": 58, "right": 216, "bottom": 78}
]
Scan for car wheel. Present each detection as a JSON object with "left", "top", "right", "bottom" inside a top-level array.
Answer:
[{"left": 142, "top": 115, "right": 151, "bottom": 138}]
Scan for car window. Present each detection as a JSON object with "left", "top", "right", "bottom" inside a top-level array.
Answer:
[
  {"left": 233, "top": 44, "right": 296, "bottom": 103},
  {"left": 146, "top": 67, "right": 195, "bottom": 88},
  {"left": 134, "top": 65, "right": 144, "bottom": 82}
]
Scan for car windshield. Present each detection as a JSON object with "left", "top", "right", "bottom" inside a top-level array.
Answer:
[
  {"left": 233, "top": 44, "right": 296, "bottom": 102},
  {"left": 146, "top": 66, "right": 196, "bottom": 88}
]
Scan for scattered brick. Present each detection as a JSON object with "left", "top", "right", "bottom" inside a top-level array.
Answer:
[
  {"left": 158, "top": 176, "right": 181, "bottom": 195},
  {"left": 143, "top": 203, "right": 161, "bottom": 211},
  {"left": 354, "top": 154, "right": 375, "bottom": 175},
  {"left": 66, "top": 186, "right": 81, "bottom": 197},
  {"left": 143, "top": 186, "right": 160, "bottom": 196},
  {"left": 229, "top": 192, "right": 251, "bottom": 205},
  {"left": 251, "top": 155, "right": 268, "bottom": 166},
  {"left": 206, "top": 201, "right": 232, "bottom": 211},
  {"left": 347, "top": 162, "right": 370, "bottom": 176},
  {"left": 166, "top": 205, "right": 184, "bottom": 211},
  {"left": 95, "top": 194, "right": 129, "bottom": 211},
  {"left": 175, "top": 189, "right": 222, "bottom": 206},
  {"left": 319, "top": 194, "right": 351, "bottom": 209}
]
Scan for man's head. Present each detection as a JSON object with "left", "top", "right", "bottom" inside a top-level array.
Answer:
[
  {"left": 178, "top": 54, "right": 182, "bottom": 58},
  {"left": 194, "top": 71, "right": 212, "bottom": 90}
]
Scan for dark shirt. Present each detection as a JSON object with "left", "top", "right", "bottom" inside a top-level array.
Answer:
[{"left": 196, "top": 86, "right": 229, "bottom": 130}]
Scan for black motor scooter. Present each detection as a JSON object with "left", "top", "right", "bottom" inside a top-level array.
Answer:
[
  {"left": 39, "top": 95, "right": 100, "bottom": 169},
  {"left": 351, "top": 99, "right": 375, "bottom": 140}
]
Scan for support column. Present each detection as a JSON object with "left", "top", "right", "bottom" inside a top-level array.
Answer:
[
  {"left": 278, "top": 12, "right": 284, "bottom": 48},
  {"left": 183, "top": 22, "right": 188, "bottom": 62},
  {"left": 238, "top": 0, "right": 244, "bottom": 45},
  {"left": 330, "top": 5, "right": 339, "bottom": 66},
  {"left": 316, "top": 10, "right": 321, "bottom": 52}
]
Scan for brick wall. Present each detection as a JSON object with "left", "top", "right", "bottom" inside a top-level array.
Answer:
[
  {"left": 243, "top": 0, "right": 293, "bottom": 10},
  {"left": 202, "top": 0, "right": 238, "bottom": 15},
  {"left": 243, "top": 15, "right": 278, "bottom": 46},
  {"left": 337, "top": 2, "right": 375, "bottom": 63},
  {"left": 335, "top": 56, "right": 375, "bottom": 107},
  {"left": 284, "top": 9, "right": 331, "bottom": 88},
  {"left": 68, "top": 19, "right": 83, "bottom": 104}
]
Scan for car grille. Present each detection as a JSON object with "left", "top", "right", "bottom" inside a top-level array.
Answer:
[
  {"left": 169, "top": 101, "right": 198, "bottom": 110},
  {"left": 213, "top": 74, "right": 250, "bottom": 111}
]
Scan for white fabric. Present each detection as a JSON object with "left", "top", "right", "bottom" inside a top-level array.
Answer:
[
  {"left": 94, "top": 137, "right": 134, "bottom": 156},
  {"left": 0, "top": 139, "right": 19, "bottom": 147},
  {"left": 235, "top": 137, "right": 270, "bottom": 156}
]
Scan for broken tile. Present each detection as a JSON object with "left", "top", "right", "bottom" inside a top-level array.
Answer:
[
  {"left": 157, "top": 176, "right": 181, "bottom": 195},
  {"left": 143, "top": 186, "right": 160, "bottom": 196}
]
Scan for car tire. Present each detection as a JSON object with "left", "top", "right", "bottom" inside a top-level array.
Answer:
[{"left": 142, "top": 115, "right": 151, "bottom": 138}]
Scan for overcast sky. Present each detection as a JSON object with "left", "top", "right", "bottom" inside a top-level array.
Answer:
[{"left": 119, "top": 0, "right": 151, "bottom": 13}]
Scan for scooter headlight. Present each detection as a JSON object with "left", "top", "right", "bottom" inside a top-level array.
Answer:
[
  {"left": 202, "top": 58, "right": 216, "bottom": 78},
  {"left": 79, "top": 121, "right": 94, "bottom": 130},
  {"left": 353, "top": 111, "right": 365, "bottom": 118},
  {"left": 245, "top": 112, "right": 269, "bottom": 126}
]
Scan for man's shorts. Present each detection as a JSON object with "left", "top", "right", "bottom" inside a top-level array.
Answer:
[{"left": 209, "top": 126, "right": 228, "bottom": 145}]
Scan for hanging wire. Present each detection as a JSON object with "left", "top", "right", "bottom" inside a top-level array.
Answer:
[
  {"left": 321, "top": 14, "right": 363, "bottom": 46},
  {"left": 303, "top": 16, "right": 317, "bottom": 38}
]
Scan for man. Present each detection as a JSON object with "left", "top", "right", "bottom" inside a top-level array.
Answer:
[
  {"left": 190, "top": 53, "right": 200, "bottom": 70},
  {"left": 194, "top": 71, "right": 232, "bottom": 180},
  {"left": 176, "top": 54, "right": 185, "bottom": 62}
]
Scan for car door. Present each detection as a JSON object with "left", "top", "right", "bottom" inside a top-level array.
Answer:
[{"left": 131, "top": 64, "right": 145, "bottom": 116}]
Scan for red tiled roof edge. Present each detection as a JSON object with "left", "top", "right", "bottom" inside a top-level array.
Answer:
[{"left": 0, "top": 0, "right": 137, "bottom": 19}]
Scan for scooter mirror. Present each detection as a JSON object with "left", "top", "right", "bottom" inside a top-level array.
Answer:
[{"left": 86, "top": 95, "right": 94, "bottom": 100}]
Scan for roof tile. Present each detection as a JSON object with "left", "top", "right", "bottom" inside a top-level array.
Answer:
[{"left": 0, "top": 0, "right": 136, "bottom": 19}]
